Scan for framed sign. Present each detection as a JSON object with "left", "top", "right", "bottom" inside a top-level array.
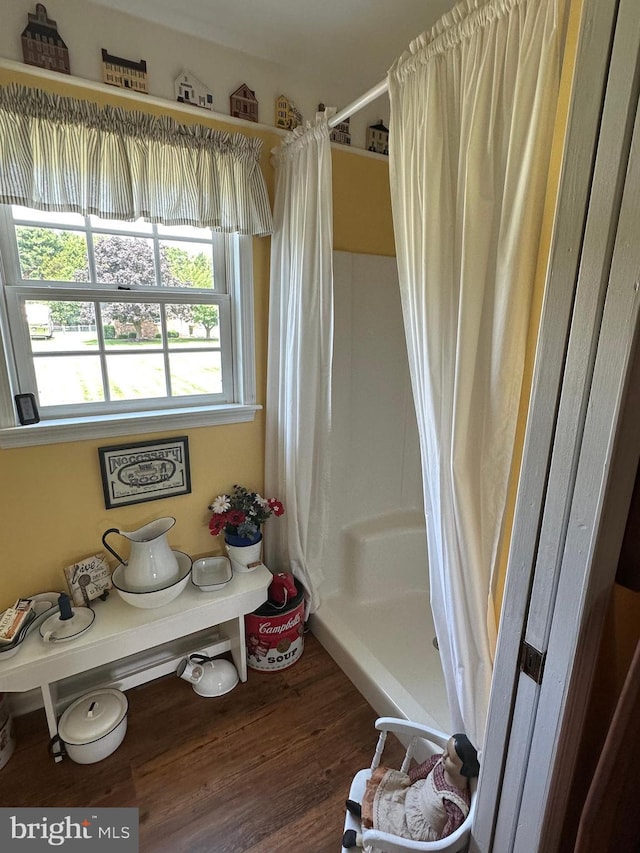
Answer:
[{"left": 98, "top": 436, "right": 191, "bottom": 509}]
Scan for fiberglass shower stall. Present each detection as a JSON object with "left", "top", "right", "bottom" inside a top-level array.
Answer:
[{"left": 311, "top": 251, "right": 450, "bottom": 733}]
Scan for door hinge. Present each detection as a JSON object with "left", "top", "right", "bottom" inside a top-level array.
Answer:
[{"left": 519, "top": 641, "right": 546, "bottom": 684}]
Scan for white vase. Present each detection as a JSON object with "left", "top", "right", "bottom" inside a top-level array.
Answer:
[{"left": 225, "top": 539, "right": 263, "bottom": 573}]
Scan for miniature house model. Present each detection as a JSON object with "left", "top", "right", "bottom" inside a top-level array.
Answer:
[
  {"left": 229, "top": 84, "right": 259, "bottom": 123},
  {"left": 101, "top": 50, "right": 148, "bottom": 93},
  {"left": 330, "top": 117, "right": 351, "bottom": 146},
  {"left": 275, "top": 95, "right": 302, "bottom": 131},
  {"left": 318, "top": 103, "right": 351, "bottom": 146},
  {"left": 175, "top": 71, "right": 214, "bottom": 110},
  {"left": 367, "top": 120, "right": 390, "bottom": 155},
  {"left": 21, "top": 4, "right": 70, "bottom": 74}
]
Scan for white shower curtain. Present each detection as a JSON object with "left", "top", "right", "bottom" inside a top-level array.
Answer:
[
  {"left": 264, "top": 116, "right": 334, "bottom": 613},
  {"left": 388, "top": 0, "right": 563, "bottom": 747}
]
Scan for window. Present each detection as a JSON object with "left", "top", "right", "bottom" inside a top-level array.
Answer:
[
  {"left": 0, "top": 83, "right": 272, "bottom": 446},
  {"left": 0, "top": 205, "right": 258, "bottom": 446}
]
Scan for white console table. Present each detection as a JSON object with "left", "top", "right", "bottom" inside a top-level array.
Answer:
[{"left": 0, "top": 566, "right": 270, "bottom": 756}]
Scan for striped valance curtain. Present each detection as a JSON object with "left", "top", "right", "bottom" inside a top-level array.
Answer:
[{"left": 0, "top": 84, "right": 273, "bottom": 235}]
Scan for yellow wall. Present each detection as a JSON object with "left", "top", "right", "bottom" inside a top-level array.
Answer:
[
  {"left": 0, "top": 66, "right": 395, "bottom": 608},
  {"left": 332, "top": 149, "right": 395, "bottom": 256}
]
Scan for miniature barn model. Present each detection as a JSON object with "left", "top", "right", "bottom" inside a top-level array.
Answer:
[
  {"left": 229, "top": 84, "right": 259, "bottom": 123},
  {"left": 101, "top": 50, "right": 148, "bottom": 93},
  {"left": 21, "top": 4, "right": 70, "bottom": 74},
  {"left": 275, "top": 95, "right": 302, "bottom": 131},
  {"left": 175, "top": 71, "right": 214, "bottom": 110},
  {"left": 367, "top": 120, "right": 389, "bottom": 155}
]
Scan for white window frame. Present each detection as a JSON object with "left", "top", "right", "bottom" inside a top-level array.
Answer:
[{"left": 0, "top": 209, "right": 260, "bottom": 448}]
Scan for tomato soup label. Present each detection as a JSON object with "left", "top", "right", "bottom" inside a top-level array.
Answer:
[{"left": 245, "top": 602, "right": 304, "bottom": 672}]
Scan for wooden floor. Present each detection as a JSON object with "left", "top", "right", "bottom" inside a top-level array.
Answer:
[{"left": 0, "top": 632, "right": 404, "bottom": 852}]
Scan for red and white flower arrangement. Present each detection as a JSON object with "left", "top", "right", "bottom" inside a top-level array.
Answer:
[{"left": 208, "top": 484, "right": 284, "bottom": 540}]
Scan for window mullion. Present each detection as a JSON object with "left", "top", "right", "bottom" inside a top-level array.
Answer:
[
  {"left": 160, "top": 303, "right": 171, "bottom": 397},
  {"left": 86, "top": 215, "right": 98, "bottom": 284},
  {"left": 151, "top": 223, "right": 163, "bottom": 289},
  {"left": 93, "top": 301, "right": 111, "bottom": 403}
]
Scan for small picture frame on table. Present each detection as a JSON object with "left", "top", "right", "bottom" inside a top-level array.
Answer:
[{"left": 15, "top": 393, "right": 40, "bottom": 425}]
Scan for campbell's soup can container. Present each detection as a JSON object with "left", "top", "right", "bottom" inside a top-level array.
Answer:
[
  {"left": 245, "top": 581, "right": 305, "bottom": 672},
  {"left": 0, "top": 693, "right": 16, "bottom": 770}
]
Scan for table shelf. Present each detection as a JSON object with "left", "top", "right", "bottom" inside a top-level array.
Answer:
[{"left": 0, "top": 566, "right": 270, "bottom": 757}]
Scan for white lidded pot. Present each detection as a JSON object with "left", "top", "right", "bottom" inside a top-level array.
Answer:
[{"left": 50, "top": 688, "right": 128, "bottom": 764}]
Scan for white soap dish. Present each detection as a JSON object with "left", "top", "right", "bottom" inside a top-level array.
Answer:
[{"left": 192, "top": 556, "right": 233, "bottom": 591}]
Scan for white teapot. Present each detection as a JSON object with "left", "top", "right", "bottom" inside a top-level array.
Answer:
[{"left": 177, "top": 654, "right": 238, "bottom": 697}]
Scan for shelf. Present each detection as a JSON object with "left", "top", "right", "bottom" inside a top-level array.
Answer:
[
  {"left": 0, "top": 566, "right": 271, "bottom": 755},
  {"left": 52, "top": 626, "right": 230, "bottom": 712},
  {"left": 0, "top": 567, "right": 271, "bottom": 692}
]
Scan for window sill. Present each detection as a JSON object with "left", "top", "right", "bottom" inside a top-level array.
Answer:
[{"left": 0, "top": 404, "right": 261, "bottom": 448}]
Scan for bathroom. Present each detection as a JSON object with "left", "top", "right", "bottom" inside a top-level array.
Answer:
[{"left": 1, "top": 2, "right": 639, "bottom": 850}]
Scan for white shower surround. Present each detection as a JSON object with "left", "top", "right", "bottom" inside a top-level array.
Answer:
[{"left": 311, "top": 251, "right": 450, "bottom": 732}]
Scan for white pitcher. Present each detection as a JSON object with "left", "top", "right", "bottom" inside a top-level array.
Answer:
[{"left": 102, "top": 517, "right": 179, "bottom": 591}]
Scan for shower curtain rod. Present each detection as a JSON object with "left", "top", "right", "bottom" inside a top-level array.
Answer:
[{"left": 328, "top": 78, "right": 388, "bottom": 128}]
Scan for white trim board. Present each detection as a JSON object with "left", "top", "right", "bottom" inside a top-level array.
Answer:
[{"left": 525, "top": 71, "right": 640, "bottom": 852}]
